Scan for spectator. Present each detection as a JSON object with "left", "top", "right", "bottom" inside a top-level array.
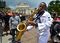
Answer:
[{"left": 9, "top": 11, "right": 21, "bottom": 43}]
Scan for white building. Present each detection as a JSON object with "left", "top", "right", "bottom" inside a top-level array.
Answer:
[{"left": 15, "top": 3, "right": 34, "bottom": 16}]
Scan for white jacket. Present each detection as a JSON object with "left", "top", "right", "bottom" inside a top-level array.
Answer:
[{"left": 37, "top": 11, "right": 53, "bottom": 35}]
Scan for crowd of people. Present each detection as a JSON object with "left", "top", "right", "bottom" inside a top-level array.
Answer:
[{"left": 0, "top": 2, "right": 54, "bottom": 43}]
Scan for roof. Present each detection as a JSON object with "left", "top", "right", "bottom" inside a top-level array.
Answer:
[{"left": 16, "top": 3, "right": 30, "bottom": 8}]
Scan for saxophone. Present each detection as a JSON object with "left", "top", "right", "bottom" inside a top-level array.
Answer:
[
  {"left": 16, "top": 8, "right": 39, "bottom": 41},
  {"left": 16, "top": 20, "right": 27, "bottom": 41}
]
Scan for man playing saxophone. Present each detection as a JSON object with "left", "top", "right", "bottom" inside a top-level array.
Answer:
[{"left": 27, "top": 2, "right": 53, "bottom": 43}]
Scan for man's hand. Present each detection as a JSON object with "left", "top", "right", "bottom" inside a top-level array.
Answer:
[{"left": 27, "top": 20, "right": 36, "bottom": 26}]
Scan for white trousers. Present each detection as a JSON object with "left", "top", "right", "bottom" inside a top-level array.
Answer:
[{"left": 38, "top": 30, "right": 50, "bottom": 43}]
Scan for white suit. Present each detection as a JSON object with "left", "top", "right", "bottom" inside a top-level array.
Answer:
[
  {"left": 36, "top": 11, "right": 53, "bottom": 43},
  {"left": 26, "top": 11, "right": 53, "bottom": 43}
]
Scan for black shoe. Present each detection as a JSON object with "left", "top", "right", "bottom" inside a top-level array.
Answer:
[
  {"left": 15, "top": 41, "right": 21, "bottom": 43},
  {"left": 17, "top": 42, "right": 21, "bottom": 43},
  {"left": 6, "top": 33, "right": 8, "bottom": 36},
  {"left": 2, "top": 34, "right": 4, "bottom": 36}
]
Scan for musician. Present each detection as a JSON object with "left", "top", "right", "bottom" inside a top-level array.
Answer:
[
  {"left": 27, "top": 2, "right": 53, "bottom": 43},
  {"left": 9, "top": 11, "right": 21, "bottom": 43}
]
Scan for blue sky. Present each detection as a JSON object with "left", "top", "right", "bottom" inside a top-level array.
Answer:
[{"left": 5, "top": 0, "right": 52, "bottom": 9}]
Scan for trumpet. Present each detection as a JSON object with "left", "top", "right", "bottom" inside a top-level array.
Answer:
[{"left": 16, "top": 8, "right": 39, "bottom": 41}]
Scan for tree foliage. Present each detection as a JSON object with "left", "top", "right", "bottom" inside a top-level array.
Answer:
[
  {"left": 48, "top": 0, "right": 60, "bottom": 16},
  {"left": 0, "top": 1, "right": 11, "bottom": 14}
]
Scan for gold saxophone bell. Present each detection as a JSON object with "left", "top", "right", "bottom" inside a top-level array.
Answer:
[
  {"left": 16, "top": 21, "right": 27, "bottom": 41},
  {"left": 17, "top": 23, "right": 26, "bottom": 32}
]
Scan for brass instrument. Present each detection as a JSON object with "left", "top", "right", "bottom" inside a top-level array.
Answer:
[
  {"left": 16, "top": 8, "right": 39, "bottom": 41},
  {"left": 16, "top": 21, "right": 27, "bottom": 41}
]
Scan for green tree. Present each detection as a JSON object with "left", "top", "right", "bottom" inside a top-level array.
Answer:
[
  {"left": 0, "top": 1, "right": 11, "bottom": 15},
  {"left": 48, "top": 0, "right": 60, "bottom": 16}
]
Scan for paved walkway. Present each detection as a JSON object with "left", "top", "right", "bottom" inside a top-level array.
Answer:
[{"left": 2, "top": 27, "right": 38, "bottom": 43}]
